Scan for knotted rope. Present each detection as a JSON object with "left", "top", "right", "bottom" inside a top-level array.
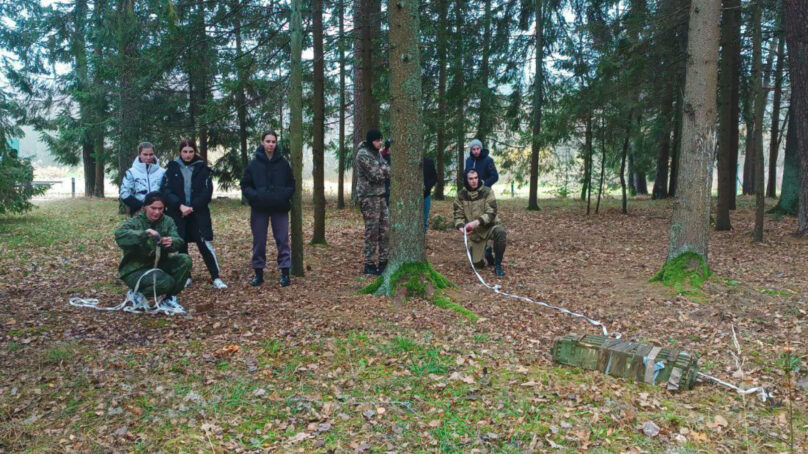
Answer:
[{"left": 69, "top": 245, "right": 186, "bottom": 316}]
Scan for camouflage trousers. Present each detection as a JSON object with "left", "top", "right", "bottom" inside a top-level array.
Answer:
[
  {"left": 359, "top": 196, "right": 390, "bottom": 266},
  {"left": 121, "top": 254, "right": 192, "bottom": 297}
]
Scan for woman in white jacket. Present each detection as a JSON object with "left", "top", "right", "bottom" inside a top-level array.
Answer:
[{"left": 119, "top": 142, "right": 166, "bottom": 215}]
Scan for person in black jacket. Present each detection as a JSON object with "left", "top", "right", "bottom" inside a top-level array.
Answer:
[
  {"left": 464, "top": 139, "right": 498, "bottom": 187},
  {"left": 380, "top": 140, "right": 438, "bottom": 232},
  {"left": 162, "top": 139, "right": 227, "bottom": 289},
  {"left": 240, "top": 131, "right": 295, "bottom": 287}
]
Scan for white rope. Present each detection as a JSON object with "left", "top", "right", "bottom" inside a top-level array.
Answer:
[
  {"left": 462, "top": 232, "right": 617, "bottom": 338},
  {"left": 69, "top": 245, "right": 186, "bottom": 316},
  {"left": 460, "top": 231, "right": 771, "bottom": 401}
]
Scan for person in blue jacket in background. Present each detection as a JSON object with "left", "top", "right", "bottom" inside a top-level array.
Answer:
[{"left": 464, "top": 139, "right": 498, "bottom": 188}]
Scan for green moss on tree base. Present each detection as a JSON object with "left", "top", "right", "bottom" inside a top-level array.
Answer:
[
  {"left": 359, "top": 262, "right": 475, "bottom": 320},
  {"left": 650, "top": 252, "right": 712, "bottom": 296}
]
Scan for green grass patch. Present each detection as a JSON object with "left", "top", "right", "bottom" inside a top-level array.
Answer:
[
  {"left": 650, "top": 252, "right": 712, "bottom": 298},
  {"left": 43, "top": 344, "right": 77, "bottom": 365}
]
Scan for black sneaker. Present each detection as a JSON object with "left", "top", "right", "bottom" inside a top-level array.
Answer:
[
  {"left": 494, "top": 264, "right": 505, "bottom": 277},
  {"left": 250, "top": 269, "right": 264, "bottom": 286},
  {"left": 484, "top": 246, "right": 495, "bottom": 267},
  {"left": 280, "top": 268, "right": 291, "bottom": 287},
  {"left": 363, "top": 264, "right": 378, "bottom": 275}
]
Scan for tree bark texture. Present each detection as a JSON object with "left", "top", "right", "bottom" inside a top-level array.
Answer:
[
  {"left": 311, "top": 0, "right": 326, "bottom": 244},
  {"left": 387, "top": 0, "right": 426, "bottom": 268},
  {"left": 751, "top": 1, "right": 765, "bottom": 242},
  {"left": 767, "top": 36, "right": 785, "bottom": 198},
  {"left": 337, "top": 0, "right": 347, "bottom": 209},
  {"left": 667, "top": 0, "right": 720, "bottom": 261},
  {"left": 289, "top": 0, "right": 305, "bottom": 276},
  {"left": 652, "top": 84, "right": 673, "bottom": 199},
  {"left": 715, "top": 0, "right": 742, "bottom": 230},
  {"left": 528, "top": 0, "right": 544, "bottom": 211},
  {"left": 783, "top": 0, "right": 808, "bottom": 233}
]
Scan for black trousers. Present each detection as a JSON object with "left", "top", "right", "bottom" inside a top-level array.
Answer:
[{"left": 179, "top": 240, "right": 220, "bottom": 280}]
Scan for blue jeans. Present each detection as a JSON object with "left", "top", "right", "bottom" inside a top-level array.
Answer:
[{"left": 423, "top": 195, "right": 431, "bottom": 231}]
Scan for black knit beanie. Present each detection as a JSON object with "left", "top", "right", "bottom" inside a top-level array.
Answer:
[
  {"left": 143, "top": 191, "right": 166, "bottom": 206},
  {"left": 366, "top": 129, "right": 382, "bottom": 143}
]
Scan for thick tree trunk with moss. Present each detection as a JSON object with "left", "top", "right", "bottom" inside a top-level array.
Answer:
[
  {"left": 528, "top": 0, "right": 544, "bottom": 211},
  {"left": 665, "top": 0, "right": 720, "bottom": 263},
  {"left": 385, "top": 0, "right": 425, "bottom": 281},
  {"left": 289, "top": 0, "right": 305, "bottom": 276},
  {"left": 783, "top": 0, "right": 808, "bottom": 234},
  {"left": 311, "top": 0, "right": 326, "bottom": 244}
]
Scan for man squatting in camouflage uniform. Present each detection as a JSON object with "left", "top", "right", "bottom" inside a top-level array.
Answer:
[
  {"left": 355, "top": 129, "right": 391, "bottom": 275},
  {"left": 115, "top": 192, "right": 192, "bottom": 307},
  {"left": 454, "top": 168, "right": 506, "bottom": 277}
]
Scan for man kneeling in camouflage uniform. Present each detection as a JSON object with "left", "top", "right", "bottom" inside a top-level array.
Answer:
[
  {"left": 114, "top": 192, "right": 191, "bottom": 308},
  {"left": 454, "top": 169, "right": 506, "bottom": 277}
]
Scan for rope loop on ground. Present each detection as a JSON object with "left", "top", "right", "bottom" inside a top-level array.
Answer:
[{"left": 68, "top": 246, "right": 186, "bottom": 316}]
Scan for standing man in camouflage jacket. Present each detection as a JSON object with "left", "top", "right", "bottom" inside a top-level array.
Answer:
[
  {"left": 355, "top": 129, "right": 391, "bottom": 275},
  {"left": 114, "top": 192, "right": 191, "bottom": 308}
]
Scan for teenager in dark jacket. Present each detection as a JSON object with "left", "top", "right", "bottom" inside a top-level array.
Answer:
[
  {"left": 161, "top": 139, "right": 227, "bottom": 289},
  {"left": 241, "top": 130, "right": 295, "bottom": 287},
  {"left": 464, "top": 139, "right": 499, "bottom": 187}
]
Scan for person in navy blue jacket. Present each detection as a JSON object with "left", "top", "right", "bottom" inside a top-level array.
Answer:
[{"left": 464, "top": 139, "right": 498, "bottom": 188}]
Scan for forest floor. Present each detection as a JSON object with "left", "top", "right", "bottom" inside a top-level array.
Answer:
[{"left": 0, "top": 195, "right": 806, "bottom": 453}]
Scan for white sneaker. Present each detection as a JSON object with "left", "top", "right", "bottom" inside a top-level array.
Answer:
[
  {"left": 212, "top": 278, "right": 228, "bottom": 289},
  {"left": 159, "top": 295, "right": 183, "bottom": 312},
  {"left": 185, "top": 277, "right": 192, "bottom": 288}
]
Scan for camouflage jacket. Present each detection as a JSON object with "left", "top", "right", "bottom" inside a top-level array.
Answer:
[
  {"left": 355, "top": 141, "right": 390, "bottom": 198},
  {"left": 453, "top": 185, "right": 501, "bottom": 243},
  {"left": 114, "top": 211, "right": 185, "bottom": 279}
]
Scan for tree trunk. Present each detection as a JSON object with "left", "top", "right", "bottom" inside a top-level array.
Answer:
[
  {"left": 620, "top": 120, "right": 631, "bottom": 214},
  {"left": 636, "top": 171, "right": 648, "bottom": 195},
  {"left": 665, "top": 0, "right": 721, "bottom": 262},
  {"left": 771, "top": 109, "right": 798, "bottom": 214},
  {"left": 352, "top": 0, "right": 366, "bottom": 207},
  {"left": 783, "top": 0, "right": 808, "bottom": 233},
  {"left": 434, "top": 0, "right": 448, "bottom": 200},
  {"left": 767, "top": 36, "right": 785, "bottom": 198},
  {"left": 528, "top": 0, "right": 544, "bottom": 211},
  {"left": 289, "top": 0, "right": 305, "bottom": 276},
  {"left": 652, "top": 84, "right": 673, "bottom": 199},
  {"left": 585, "top": 114, "right": 593, "bottom": 215},
  {"left": 595, "top": 124, "right": 606, "bottom": 215},
  {"left": 668, "top": 88, "right": 683, "bottom": 197},
  {"left": 628, "top": 151, "right": 636, "bottom": 195},
  {"left": 476, "top": 0, "right": 493, "bottom": 143},
  {"left": 337, "top": 0, "right": 347, "bottom": 209},
  {"left": 311, "top": 0, "right": 326, "bottom": 244},
  {"left": 715, "top": 0, "right": 742, "bottom": 230},
  {"left": 72, "top": 0, "right": 95, "bottom": 197},
  {"left": 454, "top": 0, "right": 465, "bottom": 189},
  {"left": 742, "top": 111, "right": 754, "bottom": 195},
  {"left": 751, "top": 0, "right": 765, "bottom": 242},
  {"left": 385, "top": 0, "right": 426, "bottom": 277},
  {"left": 91, "top": 1, "right": 105, "bottom": 198}
]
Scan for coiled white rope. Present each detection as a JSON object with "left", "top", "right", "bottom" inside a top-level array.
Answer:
[
  {"left": 461, "top": 232, "right": 770, "bottom": 401},
  {"left": 69, "top": 246, "right": 186, "bottom": 316}
]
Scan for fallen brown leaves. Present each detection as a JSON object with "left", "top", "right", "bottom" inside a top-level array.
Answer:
[{"left": 0, "top": 196, "right": 806, "bottom": 452}]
